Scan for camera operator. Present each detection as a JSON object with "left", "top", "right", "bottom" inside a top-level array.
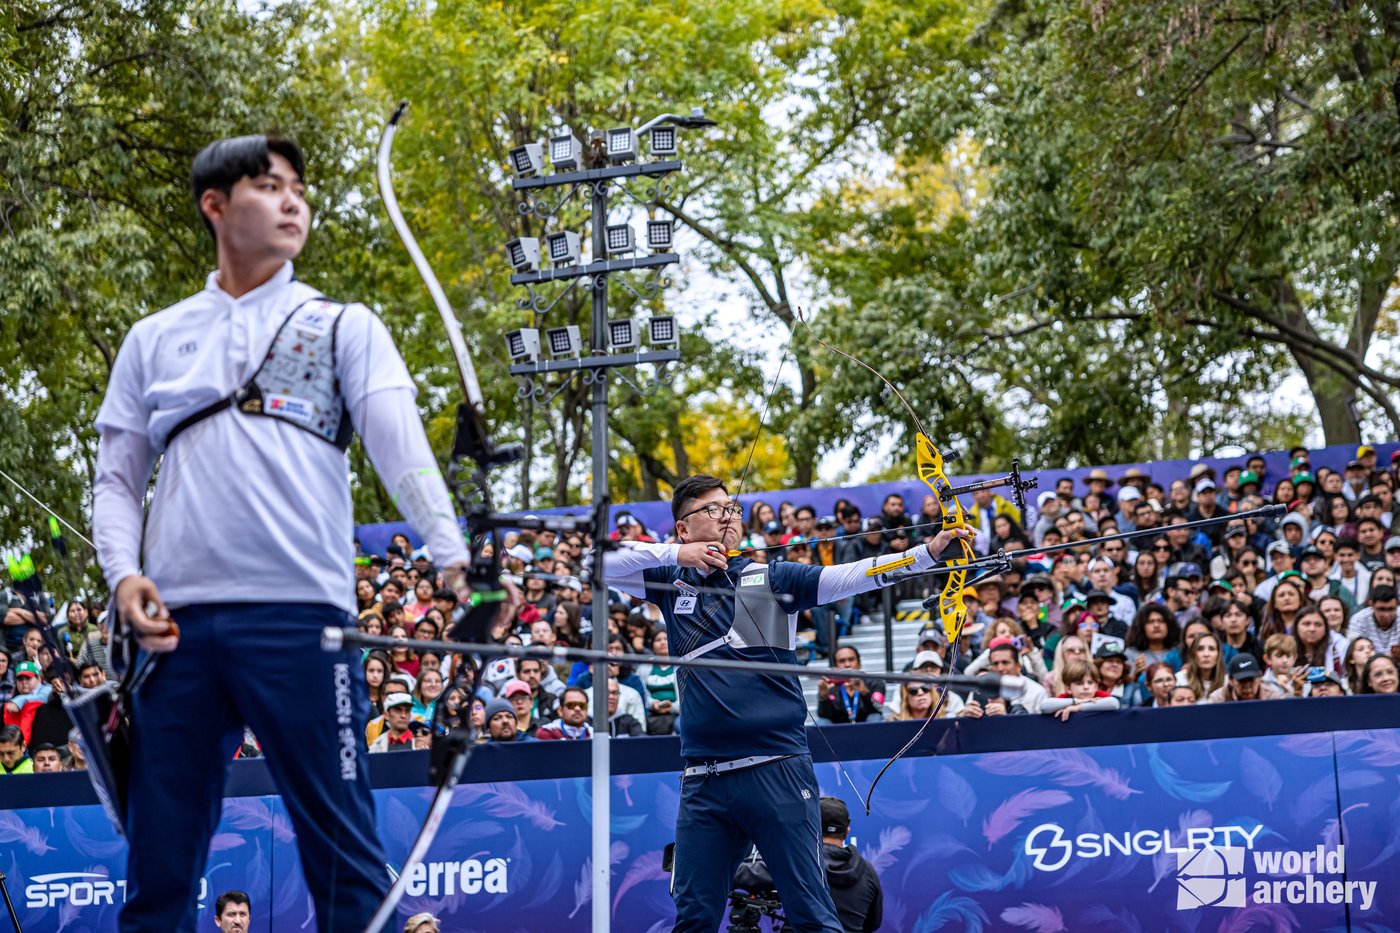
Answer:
[{"left": 730, "top": 798, "right": 882, "bottom": 933}]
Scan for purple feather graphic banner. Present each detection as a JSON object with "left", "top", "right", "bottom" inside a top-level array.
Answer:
[{"left": 6, "top": 729, "right": 1400, "bottom": 931}]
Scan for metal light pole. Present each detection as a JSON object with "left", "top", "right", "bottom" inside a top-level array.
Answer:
[
  {"left": 505, "top": 110, "right": 712, "bottom": 932},
  {"left": 587, "top": 176, "right": 612, "bottom": 933}
]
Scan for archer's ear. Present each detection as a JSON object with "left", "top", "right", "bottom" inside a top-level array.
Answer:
[{"left": 198, "top": 188, "right": 228, "bottom": 230}]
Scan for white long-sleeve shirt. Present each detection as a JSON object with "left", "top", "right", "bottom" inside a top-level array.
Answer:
[{"left": 93, "top": 263, "right": 467, "bottom": 612}]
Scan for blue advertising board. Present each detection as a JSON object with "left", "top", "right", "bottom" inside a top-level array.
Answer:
[{"left": 6, "top": 724, "right": 1397, "bottom": 931}]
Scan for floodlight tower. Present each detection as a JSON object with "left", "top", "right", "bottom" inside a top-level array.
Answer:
[{"left": 502, "top": 107, "right": 714, "bottom": 933}]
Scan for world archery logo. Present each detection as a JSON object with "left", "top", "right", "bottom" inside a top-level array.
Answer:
[{"left": 1176, "top": 847, "right": 1246, "bottom": 909}]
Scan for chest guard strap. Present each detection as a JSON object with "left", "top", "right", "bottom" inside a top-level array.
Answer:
[{"left": 163, "top": 298, "right": 354, "bottom": 452}]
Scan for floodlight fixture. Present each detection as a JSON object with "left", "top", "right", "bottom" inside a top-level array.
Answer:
[
  {"left": 647, "top": 125, "right": 678, "bottom": 157},
  {"left": 549, "top": 130, "right": 583, "bottom": 171},
  {"left": 605, "top": 224, "right": 636, "bottom": 256},
  {"left": 545, "top": 231, "right": 581, "bottom": 266},
  {"left": 605, "top": 127, "right": 638, "bottom": 164},
  {"left": 505, "top": 328, "right": 541, "bottom": 363},
  {"left": 505, "top": 237, "right": 541, "bottom": 271},
  {"left": 646, "top": 219, "right": 674, "bottom": 252},
  {"left": 606, "top": 318, "right": 640, "bottom": 352},
  {"left": 509, "top": 142, "right": 545, "bottom": 178},
  {"left": 647, "top": 315, "right": 678, "bottom": 350},
  {"left": 545, "top": 325, "right": 583, "bottom": 358}
]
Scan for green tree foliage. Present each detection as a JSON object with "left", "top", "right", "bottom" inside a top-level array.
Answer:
[
  {"left": 917, "top": 0, "right": 1400, "bottom": 449},
  {"left": 0, "top": 0, "right": 373, "bottom": 583}
]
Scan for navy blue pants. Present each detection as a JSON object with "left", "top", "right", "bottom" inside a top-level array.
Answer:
[
  {"left": 120, "top": 603, "right": 385, "bottom": 932},
  {"left": 672, "top": 755, "right": 842, "bottom": 932}
]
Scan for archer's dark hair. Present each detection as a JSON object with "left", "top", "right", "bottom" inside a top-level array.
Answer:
[
  {"left": 672, "top": 474, "right": 728, "bottom": 521},
  {"left": 190, "top": 135, "right": 305, "bottom": 238},
  {"left": 215, "top": 890, "right": 250, "bottom": 916}
]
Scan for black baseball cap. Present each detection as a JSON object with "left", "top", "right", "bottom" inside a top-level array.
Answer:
[
  {"left": 762, "top": 520, "right": 784, "bottom": 535},
  {"left": 815, "top": 515, "right": 837, "bottom": 530},
  {"left": 1093, "top": 639, "right": 1127, "bottom": 659},
  {"left": 820, "top": 797, "right": 850, "bottom": 835},
  {"left": 1228, "top": 654, "right": 1262, "bottom": 680},
  {"left": 1299, "top": 545, "right": 1325, "bottom": 561}
]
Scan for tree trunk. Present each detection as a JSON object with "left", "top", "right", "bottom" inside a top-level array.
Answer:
[
  {"left": 1295, "top": 358, "right": 1361, "bottom": 445},
  {"left": 791, "top": 360, "right": 818, "bottom": 488}
]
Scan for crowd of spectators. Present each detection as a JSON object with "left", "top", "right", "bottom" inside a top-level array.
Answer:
[
  {"left": 5, "top": 444, "right": 1400, "bottom": 771},
  {"left": 809, "top": 443, "right": 1400, "bottom": 723}
]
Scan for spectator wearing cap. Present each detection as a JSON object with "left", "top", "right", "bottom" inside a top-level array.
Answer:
[
  {"left": 1187, "top": 477, "right": 1228, "bottom": 546},
  {"left": 818, "top": 797, "right": 884, "bottom": 933},
  {"left": 1349, "top": 584, "right": 1400, "bottom": 657},
  {"left": 1094, "top": 640, "right": 1145, "bottom": 707},
  {"left": 1342, "top": 459, "right": 1371, "bottom": 504},
  {"left": 760, "top": 520, "right": 790, "bottom": 559},
  {"left": 611, "top": 511, "right": 655, "bottom": 543},
  {"left": 1041, "top": 658, "right": 1119, "bottom": 719},
  {"left": 483, "top": 697, "right": 532, "bottom": 742},
  {"left": 1356, "top": 444, "right": 1378, "bottom": 473},
  {"left": 1078, "top": 589, "right": 1127, "bottom": 640},
  {"left": 811, "top": 514, "right": 840, "bottom": 566},
  {"left": 1015, "top": 575, "right": 1061, "bottom": 646},
  {"left": 1207, "top": 653, "right": 1285, "bottom": 703},
  {"left": 515, "top": 658, "right": 563, "bottom": 726},
  {"left": 890, "top": 650, "right": 963, "bottom": 719},
  {"left": 2, "top": 663, "right": 47, "bottom": 747},
  {"left": 368, "top": 693, "right": 422, "bottom": 753},
  {"left": 1354, "top": 493, "right": 1390, "bottom": 532},
  {"left": 1306, "top": 668, "right": 1347, "bottom": 697},
  {"left": 1032, "top": 490, "right": 1063, "bottom": 547},
  {"left": 1113, "top": 485, "right": 1144, "bottom": 531},
  {"left": 1253, "top": 541, "right": 1297, "bottom": 601},
  {"left": 1081, "top": 556, "right": 1135, "bottom": 627},
  {"left": 501, "top": 678, "right": 542, "bottom": 737},
  {"left": 503, "top": 544, "right": 534, "bottom": 576},
  {"left": 1385, "top": 536, "right": 1400, "bottom": 574},
  {"left": 1296, "top": 545, "right": 1356, "bottom": 612}
]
